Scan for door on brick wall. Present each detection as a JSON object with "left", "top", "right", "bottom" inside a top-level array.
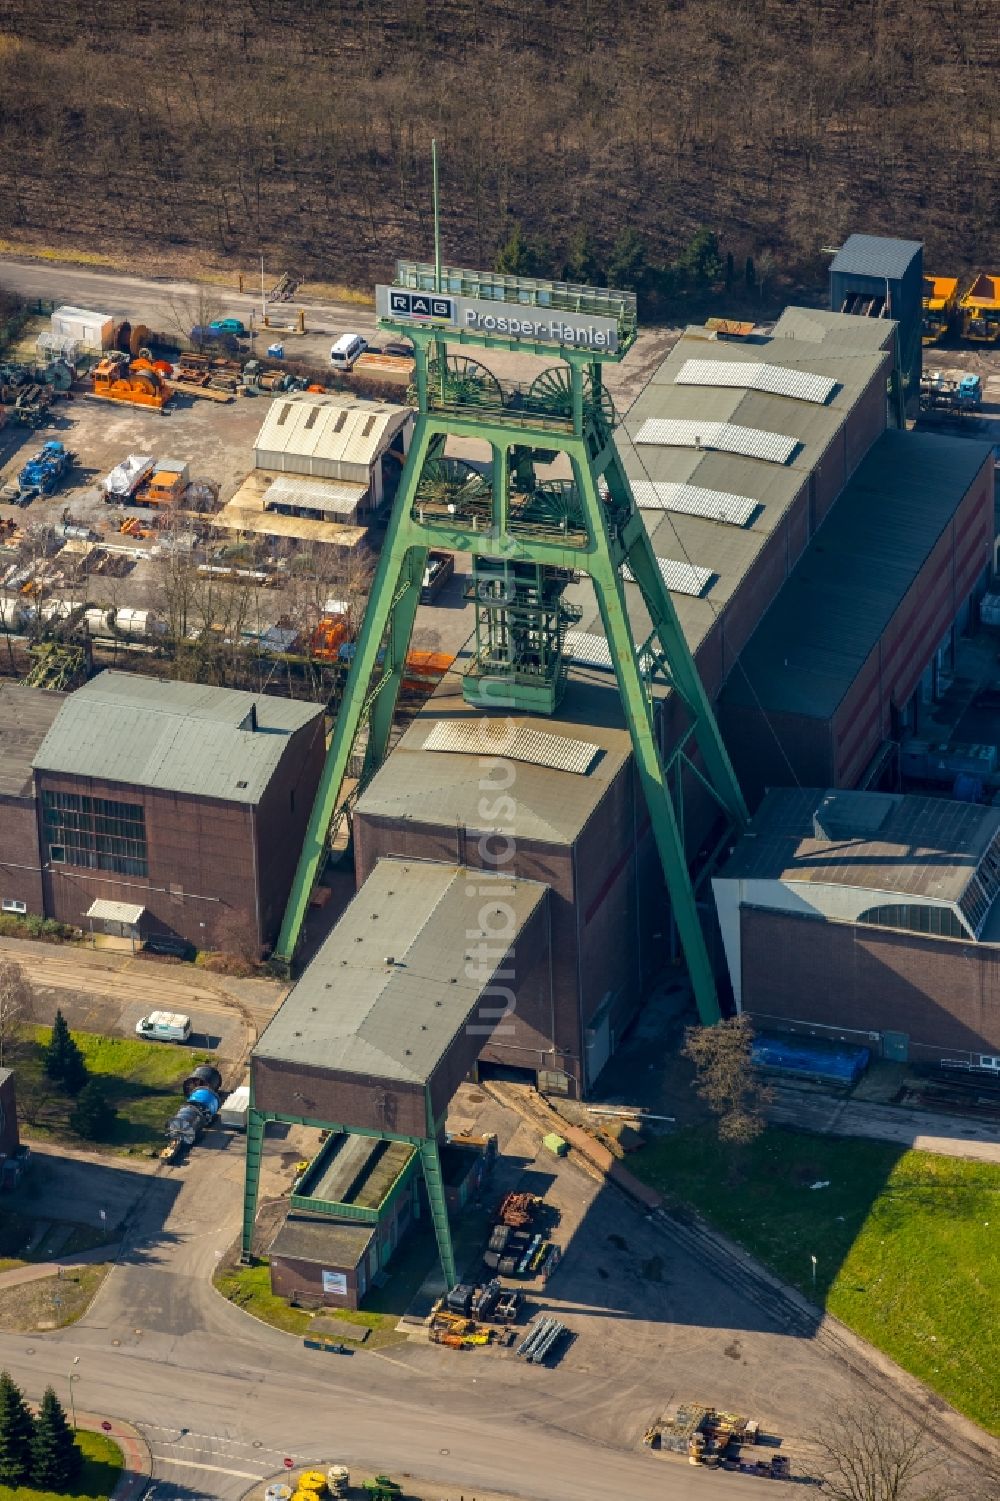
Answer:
[{"left": 882, "top": 1031, "right": 909, "bottom": 1061}]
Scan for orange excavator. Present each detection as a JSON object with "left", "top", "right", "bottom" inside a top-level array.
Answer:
[{"left": 91, "top": 352, "right": 171, "bottom": 411}]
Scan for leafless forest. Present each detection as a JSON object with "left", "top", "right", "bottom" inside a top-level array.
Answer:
[{"left": 0, "top": 0, "right": 997, "bottom": 288}]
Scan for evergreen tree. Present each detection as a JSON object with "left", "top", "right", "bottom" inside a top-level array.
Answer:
[
  {"left": 69, "top": 1079, "right": 117, "bottom": 1141},
  {"left": 0, "top": 1369, "right": 35, "bottom": 1487},
  {"left": 745, "top": 254, "right": 756, "bottom": 290},
  {"left": 495, "top": 221, "right": 538, "bottom": 277},
  {"left": 44, "top": 1010, "right": 88, "bottom": 1094},
  {"left": 31, "top": 1386, "right": 81, "bottom": 1490},
  {"left": 44, "top": 1008, "right": 72, "bottom": 1080},
  {"left": 606, "top": 228, "right": 647, "bottom": 291},
  {"left": 677, "top": 227, "right": 723, "bottom": 288},
  {"left": 563, "top": 226, "right": 603, "bottom": 286}
]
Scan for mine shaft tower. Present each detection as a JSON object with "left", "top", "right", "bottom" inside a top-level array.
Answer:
[{"left": 275, "top": 260, "right": 748, "bottom": 1024}]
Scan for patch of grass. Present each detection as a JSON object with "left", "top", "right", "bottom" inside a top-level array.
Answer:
[
  {"left": 0, "top": 1264, "right": 109, "bottom": 1332},
  {"left": 214, "top": 1258, "right": 404, "bottom": 1347},
  {"left": 0, "top": 1429, "right": 123, "bottom": 1501},
  {"left": 16, "top": 1025, "right": 211, "bottom": 1153},
  {"left": 631, "top": 1127, "right": 1000, "bottom": 1435}
]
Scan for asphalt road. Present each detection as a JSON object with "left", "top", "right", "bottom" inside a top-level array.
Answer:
[{"left": 0, "top": 253, "right": 677, "bottom": 412}]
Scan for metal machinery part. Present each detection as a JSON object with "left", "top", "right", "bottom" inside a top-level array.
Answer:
[{"left": 257, "top": 266, "right": 748, "bottom": 1287}]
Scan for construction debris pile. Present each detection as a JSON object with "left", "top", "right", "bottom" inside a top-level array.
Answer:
[
  {"left": 483, "top": 1192, "right": 560, "bottom": 1279},
  {"left": 644, "top": 1402, "right": 791, "bottom": 1477}
]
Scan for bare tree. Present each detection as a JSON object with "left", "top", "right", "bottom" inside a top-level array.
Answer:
[
  {"left": 163, "top": 287, "right": 226, "bottom": 350},
  {"left": 815, "top": 1403, "right": 949, "bottom": 1501},
  {"left": 0, "top": 956, "right": 33, "bottom": 1067},
  {"left": 682, "top": 1014, "right": 773, "bottom": 1144}
]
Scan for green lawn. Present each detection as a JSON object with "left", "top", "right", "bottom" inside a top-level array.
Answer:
[
  {"left": 631, "top": 1127, "right": 1000, "bottom": 1435},
  {"left": 0, "top": 1429, "right": 122, "bottom": 1501},
  {"left": 214, "top": 1258, "right": 405, "bottom": 1347},
  {"left": 16, "top": 1025, "right": 211, "bottom": 1153}
]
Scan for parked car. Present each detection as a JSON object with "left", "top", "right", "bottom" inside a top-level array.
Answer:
[
  {"left": 135, "top": 1011, "right": 192, "bottom": 1043},
  {"left": 209, "top": 318, "right": 248, "bottom": 337}
]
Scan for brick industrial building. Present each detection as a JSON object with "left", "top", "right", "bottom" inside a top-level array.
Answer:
[
  {"left": 1, "top": 672, "right": 325, "bottom": 955},
  {"left": 714, "top": 788, "right": 1000, "bottom": 1065},
  {"left": 0, "top": 685, "right": 67, "bottom": 919}
]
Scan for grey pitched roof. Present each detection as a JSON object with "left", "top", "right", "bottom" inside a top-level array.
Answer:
[
  {"left": 719, "top": 430, "right": 993, "bottom": 719},
  {"left": 32, "top": 671, "right": 322, "bottom": 805},
  {"left": 0, "top": 686, "right": 67, "bottom": 797},
  {"left": 830, "top": 234, "right": 923, "bottom": 280},
  {"left": 254, "top": 858, "right": 548, "bottom": 1086}
]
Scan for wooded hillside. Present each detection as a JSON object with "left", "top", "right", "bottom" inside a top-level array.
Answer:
[{"left": 0, "top": 1, "right": 996, "bottom": 292}]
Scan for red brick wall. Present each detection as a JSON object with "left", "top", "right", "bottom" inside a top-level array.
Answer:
[
  {"left": 0, "top": 797, "right": 45, "bottom": 915},
  {"left": 741, "top": 905, "right": 1000, "bottom": 1058},
  {"left": 37, "top": 772, "right": 259, "bottom": 953}
]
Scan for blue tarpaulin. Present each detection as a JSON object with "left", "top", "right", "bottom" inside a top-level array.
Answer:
[{"left": 752, "top": 1035, "right": 870, "bottom": 1085}]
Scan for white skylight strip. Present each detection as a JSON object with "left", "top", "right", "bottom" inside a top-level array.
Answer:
[
  {"left": 631, "top": 480, "right": 757, "bottom": 527},
  {"left": 633, "top": 418, "right": 796, "bottom": 464},
  {"left": 675, "top": 358, "right": 836, "bottom": 404},
  {"left": 622, "top": 558, "right": 715, "bottom": 597},
  {"left": 565, "top": 630, "right": 656, "bottom": 675}
]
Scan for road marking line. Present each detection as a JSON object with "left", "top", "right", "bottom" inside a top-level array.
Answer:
[{"left": 152, "top": 1457, "right": 263, "bottom": 1480}]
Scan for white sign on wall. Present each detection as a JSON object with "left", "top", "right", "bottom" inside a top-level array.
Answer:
[
  {"left": 376, "top": 286, "right": 619, "bottom": 353},
  {"left": 322, "top": 1269, "right": 348, "bottom": 1295}
]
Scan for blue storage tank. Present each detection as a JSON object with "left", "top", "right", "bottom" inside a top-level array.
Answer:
[
  {"left": 830, "top": 234, "right": 923, "bottom": 416},
  {"left": 752, "top": 1034, "right": 870, "bottom": 1085},
  {"left": 187, "top": 1087, "right": 220, "bottom": 1119}
]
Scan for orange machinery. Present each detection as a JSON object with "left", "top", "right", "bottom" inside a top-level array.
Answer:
[{"left": 91, "top": 353, "right": 172, "bottom": 410}]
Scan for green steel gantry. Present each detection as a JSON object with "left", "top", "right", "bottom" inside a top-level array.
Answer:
[{"left": 274, "top": 263, "right": 747, "bottom": 1028}]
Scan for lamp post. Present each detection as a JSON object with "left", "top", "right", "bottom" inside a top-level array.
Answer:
[
  {"left": 68, "top": 1356, "right": 80, "bottom": 1430},
  {"left": 810, "top": 1254, "right": 818, "bottom": 1295}
]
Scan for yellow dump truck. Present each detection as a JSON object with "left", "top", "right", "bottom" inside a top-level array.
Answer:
[
  {"left": 960, "top": 273, "right": 1000, "bottom": 344},
  {"left": 922, "top": 276, "right": 959, "bottom": 344}
]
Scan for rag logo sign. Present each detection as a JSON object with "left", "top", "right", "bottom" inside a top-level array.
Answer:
[{"left": 389, "top": 291, "right": 454, "bottom": 322}]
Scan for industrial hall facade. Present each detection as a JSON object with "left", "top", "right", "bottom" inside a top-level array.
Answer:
[{"left": 0, "top": 672, "right": 324, "bottom": 955}]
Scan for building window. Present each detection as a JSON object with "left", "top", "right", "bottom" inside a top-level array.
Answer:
[
  {"left": 1, "top": 899, "right": 27, "bottom": 915},
  {"left": 858, "top": 903, "right": 966, "bottom": 939},
  {"left": 42, "top": 790, "right": 148, "bottom": 877}
]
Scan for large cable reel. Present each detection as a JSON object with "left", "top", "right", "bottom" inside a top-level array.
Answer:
[{"left": 527, "top": 365, "right": 616, "bottom": 428}]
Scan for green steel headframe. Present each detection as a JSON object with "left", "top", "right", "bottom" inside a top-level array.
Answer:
[{"left": 274, "top": 293, "right": 747, "bottom": 1027}]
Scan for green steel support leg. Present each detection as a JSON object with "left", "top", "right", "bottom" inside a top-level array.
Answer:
[
  {"left": 419, "top": 1138, "right": 457, "bottom": 1289},
  {"left": 365, "top": 545, "right": 427, "bottom": 773},
  {"left": 241, "top": 1109, "right": 264, "bottom": 1260},
  {"left": 573, "top": 457, "right": 724, "bottom": 1026},
  {"left": 275, "top": 419, "right": 437, "bottom": 962}
]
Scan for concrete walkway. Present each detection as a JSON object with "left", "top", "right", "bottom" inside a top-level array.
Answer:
[
  {"left": 75, "top": 1409, "right": 151, "bottom": 1501},
  {"left": 0, "top": 1244, "right": 120, "bottom": 1291},
  {"left": 768, "top": 1089, "right": 1000, "bottom": 1163}
]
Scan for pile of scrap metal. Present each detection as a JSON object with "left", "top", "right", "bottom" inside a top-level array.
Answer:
[
  {"left": 429, "top": 1309, "right": 493, "bottom": 1349},
  {"left": 0, "top": 360, "right": 72, "bottom": 428},
  {"left": 165, "top": 351, "right": 239, "bottom": 402},
  {"left": 483, "top": 1192, "right": 558, "bottom": 1278},
  {"left": 515, "top": 1314, "right": 569, "bottom": 1364}
]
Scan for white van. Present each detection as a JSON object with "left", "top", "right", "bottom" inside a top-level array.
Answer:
[
  {"left": 135, "top": 1011, "right": 192, "bottom": 1043},
  {"left": 330, "top": 333, "right": 367, "bottom": 370}
]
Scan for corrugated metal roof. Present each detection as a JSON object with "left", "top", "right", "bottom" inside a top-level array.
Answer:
[
  {"left": 86, "top": 899, "right": 144, "bottom": 925},
  {"left": 33, "top": 671, "right": 322, "bottom": 805},
  {"left": 254, "top": 859, "right": 547, "bottom": 1085},
  {"left": 830, "top": 234, "right": 922, "bottom": 281},
  {"left": 675, "top": 359, "right": 836, "bottom": 404},
  {"left": 254, "top": 394, "right": 409, "bottom": 467},
  {"left": 720, "top": 430, "right": 993, "bottom": 719},
  {"left": 718, "top": 786, "right": 999, "bottom": 904},
  {"left": 0, "top": 686, "right": 68, "bottom": 797},
  {"left": 264, "top": 474, "right": 368, "bottom": 517},
  {"left": 423, "top": 719, "right": 600, "bottom": 774}
]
